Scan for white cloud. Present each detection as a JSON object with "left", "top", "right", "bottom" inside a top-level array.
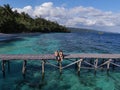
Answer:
[
  {"left": 33, "top": 2, "right": 53, "bottom": 17},
  {"left": 13, "top": 5, "right": 33, "bottom": 16},
  {"left": 12, "top": 2, "right": 120, "bottom": 33}
]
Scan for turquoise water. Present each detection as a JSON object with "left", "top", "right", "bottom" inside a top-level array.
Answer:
[{"left": 0, "top": 32, "right": 120, "bottom": 90}]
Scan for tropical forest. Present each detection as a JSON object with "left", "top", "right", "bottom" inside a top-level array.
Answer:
[{"left": 0, "top": 4, "right": 69, "bottom": 33}]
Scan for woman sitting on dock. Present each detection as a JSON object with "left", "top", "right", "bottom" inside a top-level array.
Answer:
[{"left": 59, "top": 50, "right": 64, "bottom": 61}]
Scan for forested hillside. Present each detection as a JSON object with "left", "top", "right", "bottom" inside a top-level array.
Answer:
[{"left": 0, "top": 4, "right": 69, "bottom": 33}]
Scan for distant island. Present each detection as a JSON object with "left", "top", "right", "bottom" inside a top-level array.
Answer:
[
  {"left": 0, "top": 4, "right": 70, "bottom": 34},
  {"left": 68, "top": 27, "right": 104, "bottom": 33}
]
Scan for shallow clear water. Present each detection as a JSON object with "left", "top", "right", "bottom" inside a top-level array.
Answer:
[{"left": 0, "top": 32, "right": 120, "bottom": 90}]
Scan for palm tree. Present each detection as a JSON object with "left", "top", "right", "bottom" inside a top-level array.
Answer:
[{"left": 3, "top": 4, "right": 13, "bottom": 17}]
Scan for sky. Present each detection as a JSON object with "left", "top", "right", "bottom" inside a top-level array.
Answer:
[{"left": 1, "top": 0, "right": 120, "bottom": 33}]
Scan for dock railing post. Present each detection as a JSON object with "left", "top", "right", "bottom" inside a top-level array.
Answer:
[{"left": 22, "top": 60, "right": 27, "bottom": 79}]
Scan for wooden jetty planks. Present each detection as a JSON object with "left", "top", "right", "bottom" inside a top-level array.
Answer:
[
  {"left": 65, "top": 54, "right": 120, "bottom": 59},
  {"left": 0, "top": 54, "right": 120, "bottom": 60},
  {"left": 0, "top": 54, "right": 55, "bottom": 60}
]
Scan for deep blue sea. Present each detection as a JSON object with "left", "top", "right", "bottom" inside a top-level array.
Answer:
[{"left": 0, "top": 32, "right": 120, "bottom": 90}]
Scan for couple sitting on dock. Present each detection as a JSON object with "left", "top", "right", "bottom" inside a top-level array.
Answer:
[{"left": 54, "top": 50, "right": 64, "bottom": 62}]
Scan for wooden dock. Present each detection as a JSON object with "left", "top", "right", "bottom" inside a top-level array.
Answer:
[
  {"left": 0, "top": 54, "right": 120, "bottom": 78},
  {"left": 0, "top": 54, "right": 120, "bottom": 60}
]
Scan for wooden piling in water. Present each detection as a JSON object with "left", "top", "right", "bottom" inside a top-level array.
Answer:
[
  {"left": 107, "top": 59, "right": 111, "bottom": 73},
  {"left": 22, "top": 60, "right": 27, "bottom": 78},
  {"left": 42, "top": 60, "right": 45, "bottom": 76},
  {"left": 94, "top": 59, "right": 98, "bottom": 75},
  {"left": 1, "top": 60, "right": 5, "bottom": 78},
  {"left": 77, "top": 59, "right": 83, "bottom": 74}
]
